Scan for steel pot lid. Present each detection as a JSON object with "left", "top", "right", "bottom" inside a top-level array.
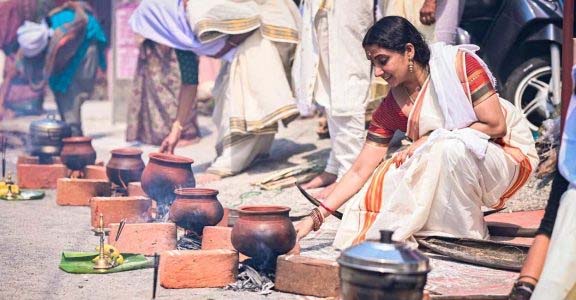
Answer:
[
  {"left": 337, "top": 230, "right": 430, "bottom": 275},
  {"left": 30, "top": 114, "right": 70, "bottom": 131}
]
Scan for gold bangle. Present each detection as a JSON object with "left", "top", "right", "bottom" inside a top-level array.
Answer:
[{"left": 172, "top": 120, "right": 183, "bottom": 131}]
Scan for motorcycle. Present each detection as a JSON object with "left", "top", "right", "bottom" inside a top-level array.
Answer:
[{"left": 457, "top": 0, "right": 563, "bottom": 131}]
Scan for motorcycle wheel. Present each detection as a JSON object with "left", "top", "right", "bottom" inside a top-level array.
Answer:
[{"left": 502, "top": 57, "right": 560, "bottom": 131}]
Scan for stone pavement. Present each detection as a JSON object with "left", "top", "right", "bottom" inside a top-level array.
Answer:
[{"left": 0, "top": 100, "right": 552, "bottom": 299}]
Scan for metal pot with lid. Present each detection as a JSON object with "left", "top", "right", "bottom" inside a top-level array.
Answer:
[
  {"left": 29, "top": 114, "right": 71, "bottom": 159},
  {"left": 337, "top": 230, "right": 431, "bottom": 300}
]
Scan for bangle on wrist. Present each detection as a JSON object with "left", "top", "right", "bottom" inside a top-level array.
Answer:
[{"left": 309, "top": 207, "right": 324, "bottom": 231}]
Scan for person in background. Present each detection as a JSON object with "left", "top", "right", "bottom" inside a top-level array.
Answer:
[
  {"left": 126, "top": 38, "right": 201, "bottom": 148},
  {"left": 294, "top": 0, "right": 378, "bottom": 197},
  {"left": 130, "top": 0, "right": 300, "bottom": 183},
  {"left": 0, "top": 0, "right": 59, "bottom": 119},
  {"left": 524, "top": 65, "right": 576, "bottom": 300},
  {"left": 15, "top": 1, "right": 107, "bottom": 136}
]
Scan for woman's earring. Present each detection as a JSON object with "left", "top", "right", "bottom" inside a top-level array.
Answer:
[{"left": 408, "top": 59, "right": 414, "bottom": 73}]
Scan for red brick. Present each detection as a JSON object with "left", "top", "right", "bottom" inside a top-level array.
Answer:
[
  {"left": 17, "top": 155, "right": 38, "bottom": 165},
  {"left": 84, "top": 165, "right": 108, "bottom": 180},
  {"left": 17, "top": 163, "right": 68, "bottom": 189},
  {"left": 486, "top": 210, "right": 544, "bottom": 237},
  {"left": 159, "top": 249, "right": 238, "bottom": 288},
  {"left": 17, "top": 155, "right": 62, "bottom": 165},
  {"left": 127, "top": 182, "right": 146, "bottom": 197},
  {"left": 56, "top": 178, "right": 111, "bottom": 206},
  {"left": 275, "top": 255, "right": 339, "bottom": 298},
  {"left": 90, "top": 196, "right": 153, "bottom": 228},
  {"left": 202, "top": 226, "right": 234, "bottom": 251},
  {"left": 216, "top": 207, "right": 230, "bottom": 227},
  {"left": 108, "top": 222, "right": 176, "bottom": 256}
]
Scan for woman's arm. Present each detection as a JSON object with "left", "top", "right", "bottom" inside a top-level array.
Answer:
[
  {"left": 460, "top": 52, "right": 507, "bottom": 138},
  {"left": 296, "top": 143, "right": 388, "bottom": 239},
  {"left": 469, "top": 93, "right": 507, "bottom": 138}
]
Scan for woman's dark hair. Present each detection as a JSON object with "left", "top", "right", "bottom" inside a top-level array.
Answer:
[{"left": 363, "top": 16, "right": 431, "bottom": 66}]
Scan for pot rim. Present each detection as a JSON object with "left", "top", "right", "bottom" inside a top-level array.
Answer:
[
  {"left": 111, "top": 147, "right": 143, "bottom": 156},
  {"left": 62, "top": 136, "right": 92, "bottom": 143},
  {"left": 237, "top": 205, "right": 290, "bottom": 215},
  {"left": 149, "top": 152, "right": 194, "bottom": 164},
  {"left": 174, "top": 187, "right": 218, "bottom": 196}
]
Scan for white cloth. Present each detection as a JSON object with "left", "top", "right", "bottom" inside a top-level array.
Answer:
[
  {"left": 292, "top": 0, "right": 373, "bottom": 117},
  {"left": 17, "top": 21, "right": 52, "bottom": 58},
  {"left": 558, "top": 66, "right": 576, "bottom": 186},
  {"left": 379, "top": 0, "right": 435, "bottom": 42},
  {"left": 325, "top": 112, "right": 366, "bottom": 178},
  {"left": 532, "top": 185, "right": 576, "bottom": 300},
  {"left": 434, "top": 0, "right": 466, "bottom": 44},
  {"left": 129, "top": 0, "right": 235, "bottom": 61}
]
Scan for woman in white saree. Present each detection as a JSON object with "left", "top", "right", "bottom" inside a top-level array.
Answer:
[
  {"left": 295, "top": 16, "right": 538, "bottom": 248},
  {"left": 130, "top": 0, "right": 301, "bottom": 182}
]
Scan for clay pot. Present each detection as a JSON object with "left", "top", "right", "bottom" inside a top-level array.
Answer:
[
  {"left": 106, "top": 148, "right": 145, "bottom": 188},
  {"left": 169, "top": 188, "right": 224, "bottom": 235},
  {"left": 140, "top": 153, "right": 195, "bottom": 217},
  {"left": 231, "top": 206, "right": 296, "bottom": 263},
  {"left": 60, "top": 136, "right": 97, "bottom": 171}
]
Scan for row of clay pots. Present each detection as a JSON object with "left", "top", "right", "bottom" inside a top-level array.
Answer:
[{"left": 60, "top": 138, "right": 296, "bottom": 261}]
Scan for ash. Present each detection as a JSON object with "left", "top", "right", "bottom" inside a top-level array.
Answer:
[
  {"left": 176, "top": 232, "right": 202, "bottom": 250},
  {"left": 225, "top": 260, "right": 275, "bottom": 295}
]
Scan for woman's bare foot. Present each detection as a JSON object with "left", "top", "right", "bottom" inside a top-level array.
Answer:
[
  {"left": 314, "top": 182, "right": 337, "bottom": 199},
  {"left": 301, "top": 172, "right": 337, "bottom": 189},
  {"left": 196, "top": 173, "right": 222, "bottom": 185}
]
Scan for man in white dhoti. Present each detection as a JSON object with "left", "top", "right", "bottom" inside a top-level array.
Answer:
[
  {"left": 293, "top": 0, "right": 376, "bottom": 197},
  {"left": 295, "top": 16, "right": 538, "bottom": 249},
  {"left": 130, "top": 0, "right": 301, "bottom": 183}
]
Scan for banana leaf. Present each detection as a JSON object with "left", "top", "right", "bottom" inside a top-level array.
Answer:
[{"left": 59, "top": 251, "right": 152, "bottom": 274}]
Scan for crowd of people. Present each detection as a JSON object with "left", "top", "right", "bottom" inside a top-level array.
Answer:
[{"left": 1, "top": 0, "right": 575, "bottom": 299}]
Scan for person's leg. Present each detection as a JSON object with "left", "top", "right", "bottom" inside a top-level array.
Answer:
[
  {"left": 433, "top": 0, "right": 463, "bottom": 44},
  {"left": 54, "top": 44, "right": 99, "bottom": 136},
  {"left": 532, "top": 186, "right": 576, "bottom": 300},
  {"left": 313, "top": 112, "right": 366, "bottom": 199},
  {"left": 510, "top": 171, "right": 570, "bottom": 299}
]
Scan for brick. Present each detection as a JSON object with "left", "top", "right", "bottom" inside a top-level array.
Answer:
[
  {"left": 90, "top": 196, "right": 153, "bottom": 228},
  {"left": 486, "top": 210, "right": 544, "bottom": 237},
  {"left": 56, "top": 178, "right": 111, "bottom": 206},
  {"left": 215, "top": 207, "right": 230, "bottom": 227},
  {"left": 17, "top": 155, "right": 38, "bottom": 165},
  {"left": 17, "top": 155, "right": 61, "bottom": 165},
  {"left": 17, "top": 163, "right": 68, "bottom": 189},
  {"left": 127, "top": 182, "right": 146, "bottom": 197},
  {"left": 275, "top": 255, "right": 339, "bottom": 298},
  {"left": 202, "top": 226, "right": 234, "bottom": 251},
  {"left": 159, "top": 249, "right": 238, "bottom": 288},
  {"left": 108, "top": 222, "right": 176, "bottom": 256},
  {"left": 84, "top": 165, "right": 108, "bottom": 180}
]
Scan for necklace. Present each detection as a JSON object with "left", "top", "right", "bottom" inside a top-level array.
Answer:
[{"left": 403, "top": 85, "right": 417, "bottom": 105}]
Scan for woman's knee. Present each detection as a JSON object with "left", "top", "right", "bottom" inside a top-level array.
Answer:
[{"left": 433, "top": 138, "right": 468, "bottom": 166}]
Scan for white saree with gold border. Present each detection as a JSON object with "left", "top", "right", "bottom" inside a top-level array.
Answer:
[
  {"left": 185, "top": 0, "right": 301, "bottom": 176},
  {"left": 333, "top": 43, "right": 539, "bottom": 249}
]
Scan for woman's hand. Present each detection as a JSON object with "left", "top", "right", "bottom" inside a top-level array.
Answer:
[
  {"left": 419, "top": 0, "right": 437, "bottom": 25},
  {"left": 159, "top": 123, "right": 182, "bottom": 154},
  {"left": 295, "top": 216, "right": 315, "bottom": 241},
  {"left": 393, "top": 135, "right": 429, "bottom": 167}
]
